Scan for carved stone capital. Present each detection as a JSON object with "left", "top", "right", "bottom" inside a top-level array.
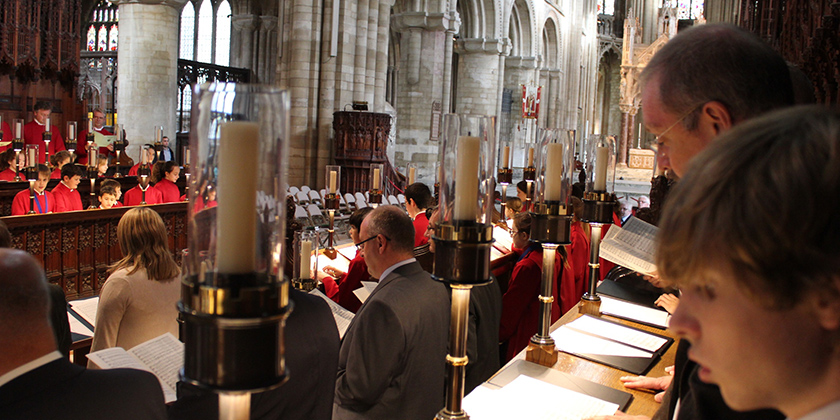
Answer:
[
  {"left": 391, "top": 12, "right": 459, "bottom": 33},
  {"left": 456, "top": 38, "right": 511, "bottom": 56},
  {"left": 505, "top": 56, "right": 538, "bottom": 69},
  {"left": 112, "top": 0, "right": 188, "bottom": 10},
  {"left": 259, "top": 16, "right": 278, "bottom": 32},
  {"left": 232, "top": 14, "right": 257, "bottom": 31}
]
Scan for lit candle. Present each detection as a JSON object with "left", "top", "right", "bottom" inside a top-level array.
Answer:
[
  {"left": 502, "top": 145, "right": 510, "bottom": 168},
  {"left": 454, "top": 135, "right": 480, "bottom": 220},
  {"left": 408, "top": 167, "right": 415, "bottom": 184},
  {"left": 216, "top": 121, "right": 260, "bottom": 274},
  {"left": 15, "top": 121, "right": 22, "bottom": 138},
  {"left": 372, "top": 168, "right": 380, "bottom": 191},
  {"left": 185, "top": 149, "right": 191, "bottom": 165},
  {"left": 45, "top": 117, "right": 50, "bottom": 130},
  {"left": 69, "top": 123, "right": 76, "bottom": 140},
  {"left": 329, "top": 170, "right": 337, "bottom": 194},
  {"left": 527, "top": 147, "right": 535, "bottom": 167},
  {"left": 544, "top": 143, "right": 564, "bottom": 201},
  {"left": 594, "top": 146, "right": 609, "bottom": 191},
  {"left": 28, "top": 148, "right": 35, "bottom": 166},
  {"left": 300, "top": 239, "right": 311, "bottom": 279},
  {"left": 88, "top": 118, "right": 93, "bottom": 132}
]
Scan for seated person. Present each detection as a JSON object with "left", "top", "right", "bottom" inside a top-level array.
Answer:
[
  {"left": 516, "top": 180, "right": 531, "bottom": 211},
  {"left": 51, "top": 164, "right": 83, "bottom": 212},
  {"left": 100, "top": 178, "right": 123, "bottom": 207},
  {"left": 653, "top": 106, "right": 840, "bottom": 420},
  {"left": 151, "top": 161, "right": 181, "bottom": 203},
  {"left": 404, "top": 182, "right": 432, "bottom": 247},
  {"left": 505, "top": 197, "right": 523, "bottom": 228},
  {"left": 96, "top": 154, "right": 110, "bottom": 177},
  {"left": 128, "top": 145, "right": 157, "bottom": 176},
  {"left": 89, "top": 208, "right": 180, "bottom": 355},
  {"left": 0, "top": 248, "right": 167, "bottom": 419},
  {"left": 97, "top": 185, "right": 118, "bottom": 209},
  {"left": 123, "top": 176, "right": 163, "bottom": 206},
  {"left": 0, "top": 148, "right": 18, "bottom": 181},
  {"left": 320, "top": 207, "right": 374, "bottom": 313},
  {"left": 49, "top": 150, "right": 71, "bottom": 179},
  {"left": 499, "top": 213, "right": 560, "bottom": 361},
  {"left": 11, "top": 164, "right": 54, "bottom": 215}
]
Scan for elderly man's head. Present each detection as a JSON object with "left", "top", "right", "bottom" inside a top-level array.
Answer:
[
  {"left": 640, "top": 24, "right": 794, "bottom": 177},
  {"left": 359, "top": 205, "right": 415, "bottom": 278},
  {"left": 0, "top": 249, "right": 52, "bottom": 341}
]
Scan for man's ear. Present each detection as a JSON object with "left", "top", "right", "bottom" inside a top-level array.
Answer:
[
  {"left": 698, "top": 101, "right": 733, "bottom": 137},
  {"left": 812, "top": 278, "right": 840, "bottom": 331}
]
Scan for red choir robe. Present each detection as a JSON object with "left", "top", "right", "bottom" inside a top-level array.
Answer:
[
  {"left": 499, "top": 243, "right": 561, "bottom": 361},
  {"left": 76, "top": 127, "right": 114, "bottom": 165},
  {"left": 0, "top": 168, "right": 16, "bottom": 181},
  {"left": 123, "top": 184, "right": 163, "bottom": 206},
  {"left": 23, "top": 121, "right": 65, "bottom": 164},
  {"left": 413, "top": 212, "right": 430, "bottom": 247},
  {"left": 567, "top": 222, "right": 590, "bottom": 303},
  {"left": 328, "top": 253, "right": 370, "bottom": 313},
  {"left": 555, "top": 249, "right": 580, "bottom": 315},
  {"left": 11, "top": 189, "right": 55, "bottom": 215},
  {"left": 50, "top": 167, "right": 61, "bottom": 179},
  {"left": 153, "top": 178, "right": 181, "bottom": 203},
  {"left": 51, "top": 182, "right": 83, "bottom": 212}
]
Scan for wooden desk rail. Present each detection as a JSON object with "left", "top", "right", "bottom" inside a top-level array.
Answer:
[{"left": 1, "top": 202, "right": 188, "bottom": 300}]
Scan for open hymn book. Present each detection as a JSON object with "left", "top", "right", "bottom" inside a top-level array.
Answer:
[
  {"left": 87, "top": 333, "right": 184, "bottom": 403},
  {"left": 599, "top": 217, "right": 658, "bottom": 275}
]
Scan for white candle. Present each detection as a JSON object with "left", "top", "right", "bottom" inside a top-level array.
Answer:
[
  {"left": 329, "top": 170, "right": 337, "bottom": 194},
  {"left": 408, "top": 167, "right": 415, "bottom": 184},
  {"left": 454, "top": 135, "right": 480, "bottom": 220},
  {"left": 300, "top": 240, "right": 311, "bottom": 279},
  {"left": 28, "top": 148, "right": 35, "bottom": 166},
  {"left": 594, "top": 146, "right": 609, "bottom": 191},
  {"left": 543, "top": 143, "right": 565, "bottom": 201},
  {"left": 527, "top": 147, "right": 535, "bottom": 166},
  {"left": 185, "top": 149, "right": 191, "bottom": 165},
  {"left": 216, "top": 121, "right": 260, "bottom": 273},
  {"left": 15, "top": 121, "right": 21, "bottom": 138},
  {"left": 70, "top": 123, "right": 76, "bottom": 140},
  {"left": 155, "top": 126, "right": 162, "bottom": 143},
  {"left": 141, "top": 148, "right": 148, "bottom": 165},
  {"left": 502, "top": 145, "right": 510, "bottom": 168},
  {"left": 88, "top": 118, "right": 93, "bottom": 132},
  {"left": 372, "top": 168, "right": 380, "bottom": 190}
]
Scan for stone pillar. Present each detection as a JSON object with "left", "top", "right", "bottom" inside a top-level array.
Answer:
[
  {"left": 548, "top": 69, "right": 561, "bottom": 129},
  {"left": 232, "top": 15, "right": 255, "bottom": 73},
  {"left": 454, "top": 38, "right": 507, "bottom": 116},
  {"left": 259, "top": 16, "right": 278, "bottom": 84},
  {"left": 618, "top": 105, "right": 637, "bottom": 166},
  {"left": 373, "top": 1, "right": 391, "bottom": 112},
  {"left": 354, "top": 0, "right": 370, "bottom": 101},
  {"left": 365, "top": 0, "right": 379, "bottom": 106},
  {"left": 115, "top": 0, "right": 185, "bottom": 161}
]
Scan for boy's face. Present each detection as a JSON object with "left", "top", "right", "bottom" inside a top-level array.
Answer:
[
  {"left": 669, "top": 269, "right": 826, "bottom": 415},
  {"left": 114, "top": 186, "right": 122, "bottom": 200},
  {"left": 99, "top": 193, "right": 117, "bottom": 209},
  {"left": 64, "top": 174, "right": 81, "bottom": 190},
  {"left": 33, "top": 173, "right": 49, "bottom": 193}
]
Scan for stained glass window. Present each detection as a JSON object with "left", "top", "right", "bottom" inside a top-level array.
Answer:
[
  {"left": 215, "top": 1, "right": 231, "bottom": 66},
  {"left": 109, "top": 25, "right": 118, "bottom": 51},
  {"left": 98, "top": 26, "right": 108, "bottom": 51},
  {"left": 87, "top": 26, "right": 96, "bottom": 51},
  {"left": 180, "top": 2, "right": 195, "bottom": 60},
  {"left": 664, "top": 0, "right": 704, "bottom": 20},
  {"left": 597, "top": 0, "right": 615, "bottom": 16}
]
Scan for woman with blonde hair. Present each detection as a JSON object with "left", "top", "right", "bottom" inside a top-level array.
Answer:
[{"left": 89, "top": 207, "right": 180, "bottom": 358}]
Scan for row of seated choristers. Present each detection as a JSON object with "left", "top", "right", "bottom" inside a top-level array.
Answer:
[{"left": 5, "top": 157, "right": 194, "bottom": 215}]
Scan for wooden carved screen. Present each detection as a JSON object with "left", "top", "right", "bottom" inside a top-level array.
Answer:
[{"left": 333, "top": 111, "right": 396, "bottom": 194}]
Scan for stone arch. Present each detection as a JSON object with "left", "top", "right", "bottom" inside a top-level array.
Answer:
[
  {"left": 541, "top": 17, "right": 560, "bottom": 68},
  {"left": 456, "top": 0, "right": 495, "bottom": 39},
  {"left": 508, "top": 0, "right": 533, "bottom": 56}
]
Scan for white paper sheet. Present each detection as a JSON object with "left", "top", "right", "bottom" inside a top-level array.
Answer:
[
  {"left": 599, "top": 295, "right": 671, "bottom": 329},
  {"left": 68, "top": 296, "right": 99, "bottom": 327},
  {"left": 462, "top": 375, "right": 619, "bottom": 419},
  {"left": 492, "top": 225, "right": 513, "bottom": 254},
  {"left": 67, "top": 310, "right": 93, "bottom": 336},
  {"left": 566, "top": 315, "right": 668, "bottom": 353},
  {"left": 353, "top": 281, "right": 378, "bottom": 304},
  {"left": 309, "top": 288, "right": 355, "bottom": 338},
  {"left": 599, "top": 217, "right": 658, "bottom": 275},
  {"left": 551, "top": 326, "right": 654, "bottom": 358}
]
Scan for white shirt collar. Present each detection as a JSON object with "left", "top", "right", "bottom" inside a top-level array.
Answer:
[
  {"left": 34, "top": 120, "right": 46, "bottom": 127},
  {"left": 60, "top": 180, "right": 75, "bottom": 192},
  {"left": 793, "top": 400, "right": 840, "bottom": 420},
  {"left": 0, "top": 351, "right": 62, "bottom": 388},
  {"left": 378, "top": 257, "right": 416, "bottom": 283}
]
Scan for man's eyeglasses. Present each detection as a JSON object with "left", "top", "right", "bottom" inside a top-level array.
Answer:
[
  {"left": 654, "top": 103, "right": 704, "bottom": 145},
  {"left": 355, "top": 234, "right": 390, "bottom": 250}
]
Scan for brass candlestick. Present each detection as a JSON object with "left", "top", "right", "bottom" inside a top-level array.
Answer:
[
  {"left": 291, "top": 230, "right": 319, "bottom": 292},
  {"left": 323, "top": 193, "right": 339, "bottom": 259},
  {"left": 87, "top": 167, "right": 98, "bottom": 209},
  {"left": 25, "top": 166, "right": 38, "bottom": 215},
  {"left": 42, "top": 130, "right": 51, "bottom": 168}
]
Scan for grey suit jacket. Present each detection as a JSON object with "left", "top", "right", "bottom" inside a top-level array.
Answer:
[{"left": 334, "top": 261, "right": 450, "bottom": 420}]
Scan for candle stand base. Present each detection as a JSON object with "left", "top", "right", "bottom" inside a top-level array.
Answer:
[
  {"left": 291, "top": 277, "right": 318, "bottom": 292},
  {"left": 435, "top": 409, "right": 471, "bottom": 420},
  {"left": 432, "top": 223, "right": 494, "bottom": 286},
  {"left": 322, "top": 247, "right": 337, "bottom": 260},
  {"left": 368, "top": 191, "right": 382, "bottom": 207},
  {"left": 525, "top": 341, "right": 559, "bottom": 367},
  {"left": 579, "top": 296, "right": 602, "bottom": 316}
]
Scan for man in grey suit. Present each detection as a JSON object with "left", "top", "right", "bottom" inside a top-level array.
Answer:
[
  {"left": 0, "top": 249, "right": 167, "bottom": 420},
  {"left": 334, "top": 205, "right": 450, "bottom": 420}
]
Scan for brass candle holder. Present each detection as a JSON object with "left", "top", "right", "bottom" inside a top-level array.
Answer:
[
  {"left": 154, "top": 125, "right": 163, "bottom": 161},
  {"left": 434, "top": 113, "right": 496, "bottom": 420},
  {"left": 42, "top": 119, "right": 52, "bottom": 168},
  {"left": 324, "top": 165, "right": 341, "bottom": 258},
  {"left": 580, "top": 135, "right": 618, "bottom": 316},
  {"left": 138, "top": 163, "right": 151, "bottom": 205},
  {"left": 87, "top": 165, "right": 99, "bottom": 209},
  {"left": 291, "top": 229, "right": 319, "bottom": 292},
  {"left": 23, "top": 146, "right": 39, "bottom": 215},
  {"left": 113, "top": 125, "right": 125, "bottom": 178},
  {"left": 368, "top": 163, "right": 384, "bottom": 207},
  {"left": 497, "top": 139, "right": 513, "bottom": 225},
  {"left": 12, "top": 133, "right": 24, "bottom": 182}
]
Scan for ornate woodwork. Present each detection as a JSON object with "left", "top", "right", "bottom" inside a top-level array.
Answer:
[{"left": 333, "top": 111, "right": 401, "bottom": 194}]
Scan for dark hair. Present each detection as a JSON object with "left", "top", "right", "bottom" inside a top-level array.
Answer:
[
  {"left": 640, "top": 24, "right": 794, "bottom": 130},
  {"left": 516, "top": 180, "right": 528, "bottom": 193},
  {"left": 367, "top": 205, "right": 414, "bottom": 254},
  {"left": 36, "top": 164, "right": 50, "bottom": 177},
  {"left": 0, "top": 149, "right": 16, "bottom": 171},
  {"left": 349, "top": 206, "right": 374, "bottom": 230},
  {"left": 513, "top": 212, "right": 532, "bottom": 236},
  {"left": 60, "top": 163, "right": 83, "bottom": 180},
  {"left": 153, "top": 161, "right": 177, "bottom": 183},
  {"left": 101, "top": 178, "right": 120, "bottom": 190},
  {"left": 0, "top": 220, "right": 10, "bottom": 248},
  {"left": 404, "top": 182, "right": 432, "bottom": 209},
  {"left": 99, "top": 185, "right": 117, "bottom": 197},
  {"left": 50, "top": 150, "right": 71, "bottom": 167},
  {"left": 33, "top": 101, "right": 52, "bottom": 112},
  {"left": 657, "top": 106, "right": 840, "bottom": 309}
]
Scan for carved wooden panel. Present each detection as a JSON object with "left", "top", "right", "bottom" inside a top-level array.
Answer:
[{"left": 333, "top": 111, "right": 403, "bottom": 194}]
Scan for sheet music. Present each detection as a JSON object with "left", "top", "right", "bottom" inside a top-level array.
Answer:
[
  {"left": 337, "top": 246, "right": 357, "bottom": 261},
  {"left": 599, "top": 217, "right": 658, "bottom": 275},
  {"left": 490, "top": 246, "right": 504, "bottom": 260},
  {"left": 551, "top": 326, "right": 654, "bottom": 358},
  {"left": 353, "top": 281, "right": 378, "bottom": 304},
  {"left": 68, "top": 296, "right": 99, "bottom": 327},
  {"left": 492, "top": 225, "right": 513, "bottom": 254},
  {"left": 566, "top": 315, "right": 668, "bottom": 353},
  {"left": 599, "top": 295, "right": 670, "bottom": 329},
  {"left": 67, "top": 310, "right": 93, "bottom": 336},
  {"left": 309, "top": 288, "right": 355, "bottom": 338},
  {"left": 462, "top": 375, "right": 619, "bottom": 419},
  {"left": 129, "top": 333, "right": 183, "bottom": 403},
  {"left": 318, "top": 252, "right": 350, "bottom": 275}
]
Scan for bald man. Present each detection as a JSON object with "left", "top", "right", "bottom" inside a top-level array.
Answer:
[{"left": 0, "top": 249, "right": 166, "bottom": 420}]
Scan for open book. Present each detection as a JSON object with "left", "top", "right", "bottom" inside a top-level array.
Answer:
[
  {"left": 309, "top": 288, "right": 355, "bottom": 338},
  {"left": 67, "top": 296, "right": 99, "bottom": 339},
  {"left": 87, "top": 333, "right": 183, "bottom": 403},
  {"left": 599, "top": 217, "right": 658, "bottom": 275}
]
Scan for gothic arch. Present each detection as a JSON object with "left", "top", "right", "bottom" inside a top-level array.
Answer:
[
  {"left": 541, "top": 17, "right": 560, "bottom": 68},
  {"left": 508, "top": 0, "right": 533, "bottom": 56},
  {"left": 456, "top": 0, "right": 496, "bottom": 39}
]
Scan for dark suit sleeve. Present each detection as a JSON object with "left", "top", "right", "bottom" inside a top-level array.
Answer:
[
  {"left": 47, "top": 284, "right": 72, "bottom": 357},
  {"left": 335, "top": 298, "right": 405, "bottom": 410}
]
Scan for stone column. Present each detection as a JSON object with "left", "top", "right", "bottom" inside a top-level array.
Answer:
[
  {"left": 373, "top": 1, "right": 391, "bottom": 111},
  {"left": 548, "top": 69, "right": 561, "bottom": 129},
  {"left": 115, "top": 0, "right": 185, "bottom": 161},
  {"left": 454, "top": 38, "right": 507, "bottom": 116},
  {"left": 232, "top": 15, "right": 256, "bottom": 73},
  {"left": 354, "top": 0, "right": 370, "bottom": 101},
  {"left": 259, "top": 16, "right": 278, "bottom": 84}
]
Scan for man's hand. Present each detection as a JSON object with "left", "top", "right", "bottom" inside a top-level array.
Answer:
[
  {"left": 655, "top": 293, "right": 680, "bottom": 314},
  {"left": 619, "top": 366, "right": 674, "bottom": 403},
  {"left": 323, "top": 265, "right": 345, "bottom": 278}
]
